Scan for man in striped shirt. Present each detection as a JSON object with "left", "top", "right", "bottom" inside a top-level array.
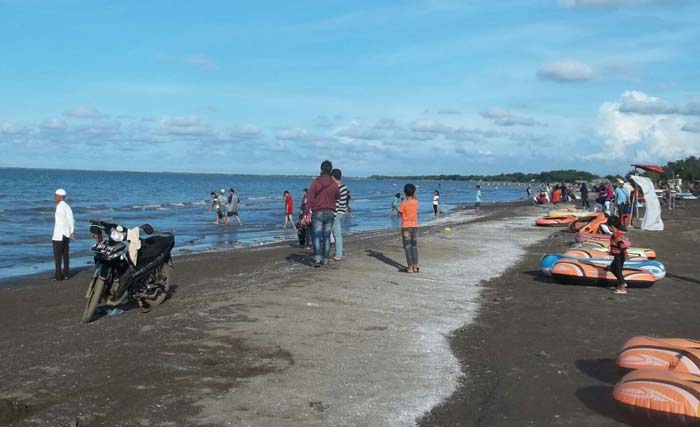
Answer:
[{"left": 331, "top": 168, "right": 349, "bottom": 261}]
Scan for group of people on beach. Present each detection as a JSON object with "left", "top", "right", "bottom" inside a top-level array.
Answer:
[
  {"left": 209, "top": 188, "right": 242, "bottom": 226},
  {"left": 532, "top": 179, "right": 631, "bottom": 219},
  {"left": 207, "top": 162, "right": 351, "bottom": 267}
]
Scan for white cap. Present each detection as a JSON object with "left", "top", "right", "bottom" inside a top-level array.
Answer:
[
  {"left": 220, "top": 188, "right": 225, "bottom": 194},
  {"left": 55, "top": 188, "right": 67, "bottom": 196}
]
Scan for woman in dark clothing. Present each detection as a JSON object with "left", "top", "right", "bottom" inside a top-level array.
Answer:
[{"left": 580, "top": 182, "right": 590, "bottom": 209}]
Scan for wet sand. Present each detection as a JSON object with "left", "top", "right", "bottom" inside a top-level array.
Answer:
[
  {"left": 0, "top": 202, "right": 548, "bottom": 427},
  {"left": 420, "top": 201, "right": 700, "bottom": 427}
]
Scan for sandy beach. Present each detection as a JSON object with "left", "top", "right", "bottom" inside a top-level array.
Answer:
[
  {"left": 0, "top": 202, "right": 547, "bottom": 427},
  {"left": 1, "top": 201, "right": 697, "bottom": 426},
  {"left": 420, "top": 201, "right": 700, "bottom": 427}
]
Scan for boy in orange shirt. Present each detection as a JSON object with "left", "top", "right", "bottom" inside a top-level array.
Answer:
[{"left": 398, "top": 183, "right": 419, "bottom": 273}]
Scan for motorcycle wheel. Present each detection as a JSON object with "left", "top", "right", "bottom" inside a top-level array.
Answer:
[
  {"left": 81, "top": 275, "right": 106, "bottom": 324},
  {"left": 148, "top": 261, "right": 173, "bottom": 307}
]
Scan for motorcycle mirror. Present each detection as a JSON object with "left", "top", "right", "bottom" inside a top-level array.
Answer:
[{"left": 141, "top": 224, "right": 154, "bottom": 235}]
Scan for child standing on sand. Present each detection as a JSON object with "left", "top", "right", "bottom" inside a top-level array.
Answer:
[
  {"left": 398, "top": 183, "right": 419, "bottom": 273},
  {"left": 608, "top": 215, "right": 630, "bottom": 294}
]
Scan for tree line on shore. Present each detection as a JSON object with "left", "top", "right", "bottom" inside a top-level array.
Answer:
[
  {"left": 369, "top": 169, "right": 599, "bottom": 183},
  {"left": 370, "top": 157, "right": 700, "bottom": 185}
]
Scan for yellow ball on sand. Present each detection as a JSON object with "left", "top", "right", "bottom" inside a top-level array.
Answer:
[{"left": 444, "top": 227, "right": 452, "bottom": 232}]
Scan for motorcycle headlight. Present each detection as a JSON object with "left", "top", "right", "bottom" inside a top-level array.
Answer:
[{"left": 110, "top": 226, "right": 126, "bottom": 242}]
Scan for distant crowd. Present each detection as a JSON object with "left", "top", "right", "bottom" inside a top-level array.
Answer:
[
  {"left": 207, "top": 161, "right": 351, "bottom": 267},
  {"left": 527, "top": 179, "right": 632, "bottom": 218}
]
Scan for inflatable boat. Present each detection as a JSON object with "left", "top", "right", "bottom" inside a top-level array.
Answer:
[
  {"left": 569, "top": 243, "right": 657, "bottom": 260},
  {"left": 614, "top": 369, "right": 700, "bottom": 423},
  {"left": 567, "top": 213, "right": 607, "bottom": 233},
  {"left": 618, "top": 336, "right": 700, "bottom": 374},
  {"left": 547, "top": 209, "right": 593, "bottom": 218},
  {"left": 563, "top": 247, "right": 648, "bottom": 260},
  {"left": 535, "top": 216, "right": 577, "bottom": 226},
  {"left": 540, "top": 254, "right": 665, "bottom": 279},
  {"left": 550, "top": 259, "right": 656, "bottom": 288}
]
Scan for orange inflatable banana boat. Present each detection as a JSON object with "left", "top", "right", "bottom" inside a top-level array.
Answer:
[
  {"left": 614, "top": 369, "right": 700, "bottom": 423},
  {"left": 618, "top": 336, "right": 700, "bottom": 374},
  {"left": 535, "top": 216, "right": 577, "bottom": 226},
  {"left": 550, "top": 259, "right": 656, "bottom": 288},
  {"left": 568, "top": 212, "right": 607, "bottom": 233},
  {"left": 563, "top": 247, "right": 648, "bottom": 261}
]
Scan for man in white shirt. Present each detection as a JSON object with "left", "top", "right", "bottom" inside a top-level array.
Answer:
[{"left": 52, "top": 188, "right": 75, "bottom": 281}]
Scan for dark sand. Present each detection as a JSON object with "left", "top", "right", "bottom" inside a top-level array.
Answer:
[
  {"left": 2, "top": 202, "right": 544, "bottom": 427},
  {"left": 1, "top": 201, "right": 697, "bottom": 426},
  {"left": 420, "top": 201, "right": 700, "bottom": 427}
]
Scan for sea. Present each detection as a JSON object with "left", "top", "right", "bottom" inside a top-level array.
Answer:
[{"left": 0, "top": 168, "right": 529, "bottom": 280}]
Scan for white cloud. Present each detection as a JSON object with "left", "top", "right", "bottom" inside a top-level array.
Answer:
[
  {"left": 618, "top": 91, "right": 700, "bottom": 115},
  {"left": 274, "top": 127, "right": 309, "bottom": 140},
  {"left": 596, "top": 90, "right": 700, "bottom": 163},
  {"left": 335, "top": 125, "right": 383, "bottom": 140},
  {"left": 226, "top": 124, "right": 263, "bottom": 141},
  {"left": 39, "top": 118, "right": 68, "bottom": 131},
  {"left": 537, "top": 60, "right": 595, "bottom": 82},
  {"left": 480, "top": 107, "right": 546, "bottom": 127},
  {"left": 409, "top": 119, "right": 452, "bottom": 134},
  {"left": 63, "top": 107, "right": 109, "bottom": 119},
  {"left": 373, "top": 118, "right": 400, "bottom": 130}
]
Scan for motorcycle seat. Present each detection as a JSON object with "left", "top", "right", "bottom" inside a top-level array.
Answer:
[{"left": 136, "top": 233, "right": 174, "bottom": 268}]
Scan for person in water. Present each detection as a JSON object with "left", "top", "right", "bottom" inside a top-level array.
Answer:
[
  {"left": 391, "top": 193, "right": 401, "bottom": 216},
  {"left": 607, "top": 215, "right": 630, "bottom": 294},
  {"left": 218, "top": 189, "right": 229, "bottom": 224},
  {"left": 304, "top": 160, "right": 340, "bottom": 267},
  {"left": 52, "top": 188, "right": 75, "bottom": 281},
  {"left": 432, "top": 190, "right": 440, "bottom": 217},
  {"left": 475, "top": 185, "right": 482, "bottom": 215},
  {"left": 398, "top": 183, "right": 419, "bottom": 273},
  {"left": 209, "top": 191, "right": 223, "bottom": 225},
  {"left": 282, "top": 190, "right": 296, "bottom": 231},
  {"left": 227, "top": 188, "right": 242, "bottom": 225}
]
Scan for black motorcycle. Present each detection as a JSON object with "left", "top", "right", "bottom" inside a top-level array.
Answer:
[{"left": 82, "top": 220, "right": 175, "bottom": 323}]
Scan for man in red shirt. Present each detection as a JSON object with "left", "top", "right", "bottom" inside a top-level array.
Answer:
[
  {"left": 283, "top": 190, "right": 296, "bottom": 231},
  {"left": 304, "top": 160, "right": 340, "bottom": 267}
]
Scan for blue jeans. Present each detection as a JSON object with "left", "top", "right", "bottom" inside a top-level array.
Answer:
[
  {"left": 331, "top": 212, "right": 344, "bottom": 258},
  {"left": 312, "top": 211, "right": 335, "bottom": 263}
]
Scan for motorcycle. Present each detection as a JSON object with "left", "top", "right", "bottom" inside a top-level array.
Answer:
[{"left": 82, "top": 220, "right": 175, "bottom": 323}]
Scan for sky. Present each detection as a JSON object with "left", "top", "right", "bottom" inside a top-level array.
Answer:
[{"left": 1, "top": 0, "right": 699, "bottom": 176}]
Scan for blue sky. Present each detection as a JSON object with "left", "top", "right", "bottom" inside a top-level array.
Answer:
[{"left": 1, "top": 0, "right": 699, "bottom": 176}]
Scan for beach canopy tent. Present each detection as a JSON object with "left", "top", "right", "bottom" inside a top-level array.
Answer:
[{"left": 630, "top": 175, "right": 664, "bottom": 231}]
